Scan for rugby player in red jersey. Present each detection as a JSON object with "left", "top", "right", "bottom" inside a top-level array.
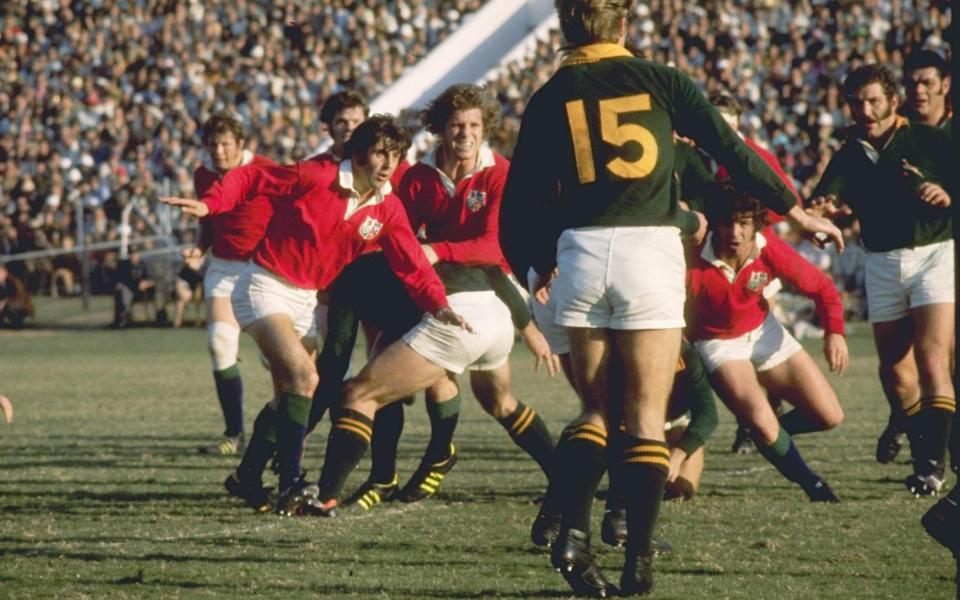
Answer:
[{"left": 162, "top": 116, "right": 469, "bottom": 515}]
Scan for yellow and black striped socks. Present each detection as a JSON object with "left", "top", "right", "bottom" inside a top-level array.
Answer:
[
  {"left": 555, "top": 422, "right": 607, "bottom": 533},
  {"left": 907, "top": 396, "right": 956, "bottom": 473},
  {"left": 498, "top": 402, "right": 555, "bottom": 477},
  {"left": 317, "top": 408, "right": 373, "bottom": 503},
  {"left": 370, "top": 400, "right": 406, "bottom": 484},
  {"left": 617, "top": 435, "right": 669, "bottom": 556}
]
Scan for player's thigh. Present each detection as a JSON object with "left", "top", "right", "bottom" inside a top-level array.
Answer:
[
  {"left": 613, "top": 327, "right": 681, "bottom": 440},
  {"left": 347, "top": 338, "right": 447, "bottom": 407},
  {"left": 712, "top": 360, "right": 780, "bottom": 443},
  {"left": 759, "top": 349, "right": 842, "bottom": 428},
  {"left": 873, "top": 318, "right": 919, "bottom": 396},
  {"left": 245, "top": 313, "right": 316, "bottom": 394},
  {"left": 912, "top": 303, "right": 955, "bottom": 363}
]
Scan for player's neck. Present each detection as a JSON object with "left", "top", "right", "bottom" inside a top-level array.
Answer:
[{"left": 438, "top": 147, "right": 478, "bottom": 183}]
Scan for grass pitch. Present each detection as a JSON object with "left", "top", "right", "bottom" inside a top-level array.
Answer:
[{"left": 0, "top": 297, "right": 955, "bottom": 599}]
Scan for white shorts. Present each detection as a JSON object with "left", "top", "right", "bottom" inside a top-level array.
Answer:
[
  {"left": 865, "top": 239, "right": 955, "bottom": 323},
  {"left": 527, "top": 267, "right": 569, "bottom": 355},
  {"left": 203, "top": 256, "right": 248, "bottom": 299},
  {"left": 553, "top": 226, "right": 685, "bottom": 330},
  {"left": 231, "top": 263, "right": 318, "bottom": 338},
  {"left": 694, "top": 312, "right": 802, "bottom": 374},
  {"left": 403, "top": 291, "right": 514, "bottom": 374}
]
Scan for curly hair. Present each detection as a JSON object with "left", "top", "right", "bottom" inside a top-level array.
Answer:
[
  {"left": 555, "top": 0, "right": 632, "bottom": 46},
  {"left": 345, "top": 115, "right": 412, "bottom": 164},
  {"left": 421, "top": 84, "right": 500, "bottom": 137},
  {"left": 843, "top": 64, "right": 899, "bottom": 103},
  {"left": 706, "top": 181, "right": 769, "bottom": 230}
]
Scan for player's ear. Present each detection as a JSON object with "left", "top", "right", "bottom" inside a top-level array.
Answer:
[{"left": 942, "top": 75, "right": 951, "bottom": 95}]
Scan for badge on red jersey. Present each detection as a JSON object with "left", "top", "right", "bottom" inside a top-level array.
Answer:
[
  {"left": 466, "top": 190, "right": 487, "bottom": 212},
  {"left": 358, "top": 216, "right": 383, "bottom": 240},
  {"left": 747, "top": 271, "right": 768, "bottom": 291}
]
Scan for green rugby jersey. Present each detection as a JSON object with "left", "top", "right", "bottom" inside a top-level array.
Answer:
[
  {"left": 500, "top": 43, "right": 796, "bottom": 276},
  {"left": 812, "top": 118, "right": 953, "bottom": 252}
]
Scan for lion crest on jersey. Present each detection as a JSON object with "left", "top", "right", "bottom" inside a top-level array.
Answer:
[
  {"left": 466, "top": 190, "right": 487, "bottom": 212},
  {"left": 747, "top": 271, "right": 768, "bottom": 291},
  {"left": 358, "top": 216, "right": 383, "bottom": 240}
]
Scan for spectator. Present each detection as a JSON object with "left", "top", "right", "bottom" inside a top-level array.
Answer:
[
  {"left": 0, "top": 263, "right": 32, "bottom": 329},
  {"left": 111, "top": 250, "right": 155, "bottom": 329}
]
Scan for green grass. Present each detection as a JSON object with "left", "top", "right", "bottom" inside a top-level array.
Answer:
[{"left": 0, "top": 297, "right": 955, "bottom": 599}]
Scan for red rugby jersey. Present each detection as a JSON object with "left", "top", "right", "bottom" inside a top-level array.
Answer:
[
  {"left": 396, "top": 145, "right": 510, "bottom": 271},
  {"left": 716, "top": 137, "right": 800, "bottom": 225},
  {"left": 194, "top": 153, "right": 276, "bottom": 261},
  {"left": 201, "top": 159, "right": 448, "bottom": 314},
  {"left": 686, "top": 231, "right": 844, "bottom": 341}
]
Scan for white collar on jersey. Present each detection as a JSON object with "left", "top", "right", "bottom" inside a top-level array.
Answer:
[
  {"left": 700, "top": 230, "right": 768, "bottom": 283},
  {"left": 201, "top": 149, "right": 254, "bottom": 176},
  {"left": 419, "top": 142, "right": 495, "bottom": 197},
  {"left": 338, "top": 159, "right": 391, "bottom": 220}
]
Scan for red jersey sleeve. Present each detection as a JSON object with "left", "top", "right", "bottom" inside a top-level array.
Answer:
[
  {"left": 431, "top": 165, "right": 508, "bottom": 266},
  {"left": 765, "top": 235, "right": 845, "bottom": 336},
  {"left": 377, "top": 200, "right": 449, "bottom": 314},
  {"left": 203, "top": 162, "right": 303, "bottom": 214}
]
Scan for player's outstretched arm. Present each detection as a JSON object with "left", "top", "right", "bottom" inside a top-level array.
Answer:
[
  {"left": 0, "top": 395, "right": 12, "bottom": 424},
  {"left": 159, "top": 197, "right": 210, "bottom": 218},
  {"left": 433, "top": 306, "right": 474, "bottom": 333}
]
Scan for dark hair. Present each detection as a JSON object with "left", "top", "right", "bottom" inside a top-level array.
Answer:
[
  {"left": 706, "top": 181, "right": 769, "bottom": 230},
  {"left": 320, "top": 91, "right": 369, "bottom": 128},
  {"left": 843, "top": 64, "right": 899, "bottom": 103},
  {"left": 201, "top": 113, "right": 246, "bottom": 145},
  {"left": 709, "top": 92, "right": 744, "bottom": 119},
  {"left": 422, "top": 84, "right": 500, "bottom": 136},
  {"left": 555, "top": 0, "right": 632, "bottom": 46},
  {"left": 904, "top": 49, "right": 949, "bottom": 78},
  {"left": 345, "top": 115, "right": 412, "bottom": 163}
]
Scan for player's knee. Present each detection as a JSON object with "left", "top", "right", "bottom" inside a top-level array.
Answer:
[
  {"left": 207, "top": 321, "right": 241, "bottom": 370},
  {"left": 664, "top": 477, "right": 696, "bottom": 501},
  {"left": 342, "top": 377, "right": 374, "bottom": 408},
  {"left": 288, "top": 364, "right": 319, "bottom": 396},
  {"left": 819, "top": 404, "right": 844, "bottom": 430}
]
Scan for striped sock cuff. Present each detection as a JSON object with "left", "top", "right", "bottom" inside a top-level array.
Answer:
[
  {"left": 904, "top": 399, "right": 923, "bottom": 417},
  {"left": 500, "top": 403, "right": 537, "bottom": 438},
  {"left": 924, "top": 396, "right": 957, "bottom": 414},
  {"left": 333, "top": 409, "right": 374, "bottom": 444},
  {"left": 621, "top": 438, "right": 670, "bottom": 473},
  {"left": 561, "top": 422, "right": 607, "bottom": 448}
]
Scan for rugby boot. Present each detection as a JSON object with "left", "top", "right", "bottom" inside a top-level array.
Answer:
[
  {"left": 731, "top": 424, "right": 754, "bottom": 454},
  {"left": 397, "top": 444, "right": 458, "bottom": 503},
  {"left": 530, "top": 503, "right": 562, "bottom": 548},
  {"left": 343, "top": 475, "right": 399, "bottom": 510},
  {"left": 199, "top": 433, "right": 246, "bottom": 456},
  {"left": 921, "top": 491, "right": 959, "bottom": 556},
  {"left": 875, "top": 419, "right": 907, "bottom": 464},
  {"left": 803, "top": 478, "right": 841, "bottom": 503},
  {"left": 620, "top": 550, "right": 655, "bottom": 596},
  {"left": 601, "top": 508, "right": 628, "bottom": 548},
  {"left": 550, "top": 528, "right": 618, "bottom": 598},
  {"left": 275, "top": 479, "right": 319, "bottom": 517},
  {"left": 906, "top": 459, "right": 946, "bottom": 497},
  {"left": 303, "top": 497, "right": 339, "bottom": 518},
  {"left": 224, "top": 471, "right": 272, "bottom": 513}
]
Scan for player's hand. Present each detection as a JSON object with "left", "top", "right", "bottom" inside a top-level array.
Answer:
[
  {"left": 787, "top": 205, "right": 844, "bottom": 252},
  {"left": 159, "top": 196, "right": 210, "bottom": 218},
  {"left": 421, "top": 244, "right": 439, "bottom": 265},
  {"left": 520, "top": 322, "right": 559, "bottom": 376},
  {"left": 917, "top": 182, "right": 951, "bottom": 207},
  {"left": 667, "top": 447, "right": 687, "bottom": 483},
  {"left": 533, "top": 269, "right": 556, "bottom": 306},
  {"left": 182, "top": 247, "right": 204, "bottom": 260},
  {"left": 0, "top": 395, "right": 12, "bottom": 424},
  {"left": 824, "top": 332, "right": 848, "bottom": 375},
  {"left": 434, "top": 306, "right": 474, "bottom": 333},
  {"left": 804, "top": 195, "right": 851, "bottom": 220}
]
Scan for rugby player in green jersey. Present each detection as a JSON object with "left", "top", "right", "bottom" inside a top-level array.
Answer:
[
  {"left": 809, "top": 64, "right": 954, "bottom": 501},
  {"left": 499, "top": 1, "right": 841, "bottom": 596}
]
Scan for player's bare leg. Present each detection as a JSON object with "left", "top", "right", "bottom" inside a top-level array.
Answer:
[
  {"left": 712, "top": 359, "right": 839, "bottom": 502},
  {"left": 906, "top": 303, "right": 956, "bottom": 494},
  {"left": 760, "top": 349, "right": 844, "bottom": 435},
  {"left": 200, "top": 296, "right": 247, "bottom": 455}
]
